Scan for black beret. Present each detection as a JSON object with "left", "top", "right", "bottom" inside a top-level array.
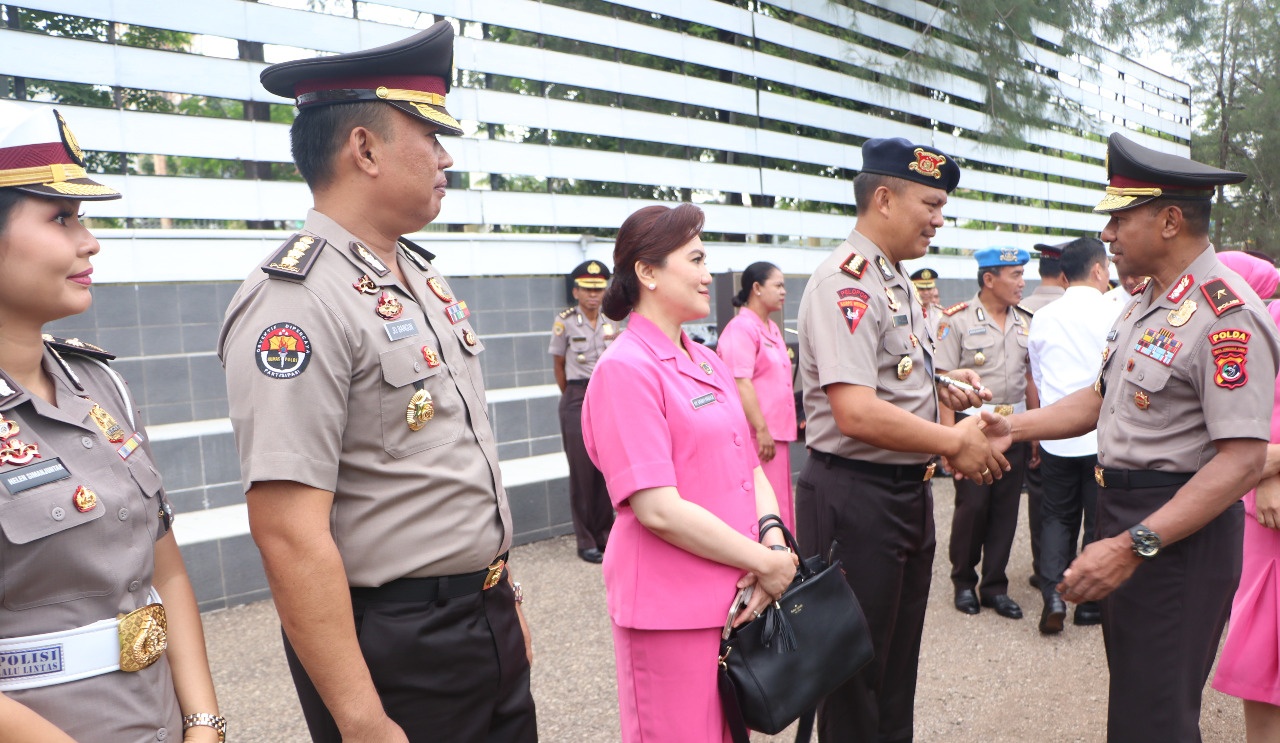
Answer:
[
  {"left": 860, "top": 137, "right": 960, "bottom": 193},
  {"left": 1095, "top": 132, "right": 1245, "bottom": 213},
  {"left": 260, "top": 21, "right": 462, "bottom": 136}
]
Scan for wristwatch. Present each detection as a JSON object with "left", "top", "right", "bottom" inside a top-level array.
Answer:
[
  {"left": 512, "top": 581, "right": 524, "bottom": 605},
  {"left": 1128, "top": 524, "right": 1162, "bottom": 560}
]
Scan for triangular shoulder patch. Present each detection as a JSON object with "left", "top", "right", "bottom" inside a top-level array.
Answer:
[
  {"left": 1201, "top": 278, "right": 1246, "bottom": 316},
  {"left": 41, "top": 334, "right": 115, "bottom": 361},
  {"left": 942, "top": 302, "right": 969, "bottom": 316},
  {"left": 263, "top": 233, "right": 327, "bottom": 280},
  {"left": 840, "top": 252, "right": 868, "bottom": 279}
]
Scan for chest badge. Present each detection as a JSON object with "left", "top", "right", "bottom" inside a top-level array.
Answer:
[
  {"left": 375, "top": 292, "right": 404, "bottom": 321},
  {"left": 897, "top": 356, "right": 913, "bottom": 380},
  {"left": 87, "top": 403, "right": 126, "bottom": 443},
  {"left": 463, "top": 329, "right": 478, "bottom": 347},
  {"left": 73, "top": 485, "right": 98, "bottom": 513},
  {"left": 0, "top": 439, "right": 40, "bottom": 466},
  {"left": 699, "top": 361, "right": 714, "bottom": 375},
  {"left": 406, "top": 389, "right": 435, "bottom": 431},
  {"left": 0, "top": 416, "right": 19, "bottom": 440},
  {"left": 576, "top": 353, "right": 587, "bottom": 363},
  {"left": 884, "top": 286, "right": 901, "bottom": 312},
  {"left": 445, "top": 301, "right": 470, "bottom": 325},
  {"left": 973, "top": 350, "right": 987, "bottom": 366},
  {"left": 421, "top": 346, "right": 441, "bottom": 368},
  {"left": 426, "top": 277, "right": 454, "bottom": 303},
  {"left": 1168, "top": 299, "right": 1197, "bottom": 327},
  {"left": 352, "top": 275, "right": 378, "bottom": 295}
]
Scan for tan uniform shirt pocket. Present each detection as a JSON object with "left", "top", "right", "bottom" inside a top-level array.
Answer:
[{"left": 379, "top": 345, "right": 462, "bottom": 458}]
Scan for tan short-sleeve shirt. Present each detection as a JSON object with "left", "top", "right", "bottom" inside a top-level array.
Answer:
[
  {"left": 934, "top": 293, "right": 1032, "bottom": 405},
  {"left": 218, "top": 210, "right": 511, "bottom": 586},
  {"left": 1096, "top": 247, "right": 1280, "bottom": 470},
  {"left": 548, "top": 306, "right": 618, "bottom": 381},
  {"left": 798, "top": 230, "right": 938, "bottom": 464},
  {"left": 0, "top": 348, "right": 181, "bottom": 740}
]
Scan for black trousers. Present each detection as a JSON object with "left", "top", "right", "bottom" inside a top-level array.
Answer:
[
  {"left": 949, "top": 441, "right": 1030, "bottom": 598},
  {"left": 1037, "top": 450, "right": 1099, "bottom": 600},
  {"left": 796, "top": 456, "right": 935, "bottom": 743},
  {"left": 559, "top": 384, "right": 613, "bottom": 551},
  {"left": 1024, "top": 457, "right": 1043, "bottom": 580},
  {"left": 282, "top": 578, "right": 537, "bottom": 743},
  {"left": 1097, "top": 484, "right": 1242, "bottom": 743}
]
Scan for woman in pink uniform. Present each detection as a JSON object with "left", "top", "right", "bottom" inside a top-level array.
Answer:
[
  {"left": 582, "top": 204, "right": 797, "bottom": 743},
  {"left": 1212, "top": 250, "right": 1280, "bottom": 742},
  {"left": 716, "top": 262, "right": 798, "bottom": 531}
]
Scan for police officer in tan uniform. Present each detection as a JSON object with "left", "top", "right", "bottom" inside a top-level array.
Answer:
[
  {"left": 0, "top": 105, "right": 222, "bottom": 742},
  {"left": 986, "top": 133, "right": 1280, "bottom": 742},
  {"left": 910, "top": 267, "right": 945, "bottom": 340},
  {"left": 217, "top": 24, "right": 535, "bottom": 743},
  {"left": 935, "top": 248, "right": 1037, "bottom": 620},
  {"left": 549, "top": 260, "right": 616, "bottom": 563},
  {"left": 796, "top": 137, "right": 1007, "bottom": 742}
]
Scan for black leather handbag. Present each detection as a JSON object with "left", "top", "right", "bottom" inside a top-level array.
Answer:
[{"left": 717, "top": 523, "right": 873, "bottom": 743}]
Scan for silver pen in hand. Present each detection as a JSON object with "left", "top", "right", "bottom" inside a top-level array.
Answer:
[{"left": 934, "top": 374, "right": 985, "bottom": 395}]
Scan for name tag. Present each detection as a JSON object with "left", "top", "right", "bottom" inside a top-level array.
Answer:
[
  {"left": 0, "top": 645, "right": 63, "bottom": 681},
  {"left": 691, "top": 393, "right": 716, "bottom": 409},
  {"left": 1, "top": 458, "right": 70, "bottom": 494},
  {"left": 968, "top": 327, "right": 987, "bottom": 335},
  {"left": 891, "top": 314, "right": 909, "bottom": 327},
  {"left": 384, "top": 318, "right": 419, "bottom": 342}
]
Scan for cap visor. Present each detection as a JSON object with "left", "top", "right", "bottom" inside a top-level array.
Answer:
[
  {"left": 1094, "top": 192, "right": 1158, "bottom": 214},
  {"left": 575, "top": 278, "right": 608, "bottom": 289},
  {"left": 389, "top": 101, "right": 463, "bottom": 136},
  {"left": 11, "top": 178, "right": 121, "bottom": 201}
]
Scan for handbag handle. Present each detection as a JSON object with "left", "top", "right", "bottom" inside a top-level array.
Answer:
[{"left": 757, "top": 518, "right": 814, "bottom": 580}]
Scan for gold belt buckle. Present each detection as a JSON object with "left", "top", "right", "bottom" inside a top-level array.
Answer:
[
  {"left": 1094, "top": 465, "right": 1106, "bottom": 488},
  {"left": 483, "top": 558, "right": 506, "bottom": 590},
  {"left": 994, "top": 404, "right": 1014, "bottom": 416},
  {"left": 117, "top": 603, "right": 167, "bottom": 673},
  {"left": 923, "top": 462, "right": 936, "bottom": 482}
]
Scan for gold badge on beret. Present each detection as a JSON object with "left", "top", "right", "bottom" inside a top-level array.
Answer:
[
  {"left": 909, "top": 148, "right": 946, "bottom": 179},
  {"left": 406, "top": 389, "right": 435, "bottom": 431}
]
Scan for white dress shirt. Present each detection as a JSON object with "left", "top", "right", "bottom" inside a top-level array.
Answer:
[{"left": 1028, "top": 285, "right": 1123, "bottom": 457}]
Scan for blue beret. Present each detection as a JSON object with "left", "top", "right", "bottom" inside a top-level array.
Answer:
[
  {"left": 975, "top": 247, "right": 1029, "bottom": 268},
  {"left": 860, "top": 137, "right": 961, "bottom": 193}
]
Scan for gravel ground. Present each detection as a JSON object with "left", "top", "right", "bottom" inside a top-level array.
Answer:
[{"left": 204, "top": 478, "right": 1246, "bottom": 741}]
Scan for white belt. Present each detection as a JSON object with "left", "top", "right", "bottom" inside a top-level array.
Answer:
[
  {"left": 0, "top": 589, "right": 164, "bottom": 691},
  {"left": 980, "top": 402, "right": 1027, "bottom": 416}
]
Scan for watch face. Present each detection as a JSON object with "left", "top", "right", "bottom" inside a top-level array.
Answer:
[
  {"left": 1135, "top": 541, "right": 1159, "bottom": 558},
  {"left": 1130, "top": 526, "right": 1161, "bottom": 559}
]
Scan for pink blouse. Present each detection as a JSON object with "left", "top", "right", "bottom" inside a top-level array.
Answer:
[
  {"left": 716, "top": 308, "right": 798, "bottom": 442},
  {"left": 582, "top": 313, "right": 761, "bottom": 630}
]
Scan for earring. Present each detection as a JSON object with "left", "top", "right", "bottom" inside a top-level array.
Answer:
[
  {"left": 647, "top": 283, "right": 656, "bottom": 290},
  {"left": 756, "top": 291, "right": 762, "bottom": 296}
]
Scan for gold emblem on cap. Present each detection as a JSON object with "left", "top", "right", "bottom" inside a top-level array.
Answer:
[
  {"left": 55, "top": 110, "right": 85, "bottom": 166},
  {"left": 588, "top": 262, "right": 601, "bottom": 274},
  {"left": 406, "top": 389, "right": 435, "bottom": 431},
  {"left": 88, "top": 403, "right": 126, "bottom": 443},
  {"left": 1168, "top": 299, "right": 1196, "bottom": 327},
  {"left": 909, "top": 148, "right": 946, "bottom": 179},
  {"left": 897, "top": 356, "right": 913, "bottom": 380},
  {"left": 73, "top": 485, "right": 98, "bottom": 513}
]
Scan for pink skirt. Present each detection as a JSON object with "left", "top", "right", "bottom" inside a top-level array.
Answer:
[
  {"left": 612, "top": 623, "right": 732, "bottom": 743},
  {"left": 759, "top": 440, "right": 793, "bottom": 533},
  {"left": 1214, "top": 494, "right": 1280, "bottom": 705}
]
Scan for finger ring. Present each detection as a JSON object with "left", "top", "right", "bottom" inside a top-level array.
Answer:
[
  {"left": 981, "top": 468, "right": 991, "bottom": 476},
  {"left": 752, "top": 610, "right": 761, "bottom": 618}
]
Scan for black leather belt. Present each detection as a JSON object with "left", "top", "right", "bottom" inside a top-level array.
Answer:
[
  {"left": 565, "top": 379, "right": 588, "bottom": 387},
  {"left": 809, "top": 450, "right": 936, "bottom": 482},
  {"left": 1093, "top": 466, "right": 1194, "bottom": 489},
  {"left": 350, "top": 553, "right": 509, "bottom": 603}
]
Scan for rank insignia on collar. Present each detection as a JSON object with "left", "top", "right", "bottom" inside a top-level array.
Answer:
[
  {"left": 1126, "top": 358, "right": 1134, "bottom": 371},
  {"left": 0, "top": 439, "right": 40, "bottom": 466},
  {"left": 406, "top": 389, "right": 434, "bottom": 431},
  {"left": 263, "top": 233, "right": 326, "bottom": 280},
  {"left": 0, "top": 377, "right": 13, "bottom": 398},
  {"left": 353, "top": 275, "right": 378, "bottom": 295},
  {"left": 884, "top": 286, "right": 901, "bottom": 311},
  {"left": 1200, "top": 279, "right": 1245, "bottom": 316},
  {"left": 1107, "top": 329, "right": 1118, "bottom": 341},
  {"left": 1134, "top": 391, "right": 1150, "bottom": 410},
  {"left": 975, "top": 306, "right": 987, "bottom": 323},
  {"left": 422, "top": 345, "right": 441, "bottom": 368},
  {"left": 375, "top": 292, "right": 404, "bottom": 320},
  {"left": 1102, "top": 347, "right": 1110, "bottom": 364},
  {"left": 426, "top": 277, "right": 454, "bottom": 303},
  {"left": 875, "top": 256, "right": 895, "bottom": 281},
  {"left": 73, "top": 485, "right": 98, "bottom": 513},
  {"left": 0, "top": 417, "right": 17, "bottom": 440},
  {"left": 699, "top": 361, "right": 714, "bottom": 375},
  {"left": 350, "top": 242, "right": 390, "bottom": 277},
  {"left": 87, "top": 402, "right": 126, "bottom": 443},
  {"left": 841, "top": 253, "right": 868, "bottom": 279},
  {"left": 400, "top": 243, "right": 432, "bottom": 271},
  {"left": 1167, "top": 299, "right": 1196, "bottom": 327},
  {"left": 1131, "top": 277, "right": 1151, "bottom": 296},
  {"left": 1212, "top": 344, "right": 1248, "bottom": 389},
  {"left": 1166, "top": 274, "right": 1195, "bottom": 304}
]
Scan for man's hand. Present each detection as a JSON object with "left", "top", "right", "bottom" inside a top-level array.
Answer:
[
  {"left": 1257, "top": 475, "right": 1280, "bottom": 530},
  {"left": 1058, "top": 535, "right": 1141, "bottom": 603},
  {"left": 948, "top": 416, "right": 1009, "bottom": 484},
  {"left": 937, "top": 368, "right": 994, "bottom": 411},
  {"left": 978, "top": 410, "right": 1013, "bottom": 453},
  {"left": 1028, "top": 441, "right": 1041, "bottom": 469},
  {"left": 756, "top": 428, "right": 777, "bottom": 463}
]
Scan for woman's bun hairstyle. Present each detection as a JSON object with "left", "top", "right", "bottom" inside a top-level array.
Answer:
[
  {"left": 602, "top": 203, "right": 706, "bottom": 321},
  {"left": 732, "top": 261, "right": 781, "bottom": 308}
]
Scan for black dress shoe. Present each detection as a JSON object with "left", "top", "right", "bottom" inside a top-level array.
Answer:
[
  {"left": 1028, "top": 574, "right": 1042, "bottom": 590},
  {"left": 954, "top": 588, "right": 980, "bottom": 615},
  {"left": 1039, "top": 594, "right": 1067, "bottom": 634},
  {"left": 980, "top": 594, "right": 1023, "bottom": 619},
  {"left": 578, "top": 547, "right": 604, "bottom": 564},
  {"left": 1073, "top": 602, "right": 1102, "bottom": 626}
]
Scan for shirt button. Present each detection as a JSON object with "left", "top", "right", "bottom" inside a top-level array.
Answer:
[
  {"left": 118, "top": 507, "right": 129, "bottom": 521},
  {"left": 413, "top": 362, "right": 421, "bottom": 372},
  {"left": 129, "top": 580, "right": 141, "bottom": 592},
  {"left": 51, "top": 506, "right": 65, "bottom": 521},
  {"left": 716, "top": 394, "right": 724, "bottom": 403},
  {"left": 156, "top": 728, "right": 167, "bottom": 741},
  {"left": 741, "top": 481, "right": 750, "bottom": 491},
  {"left": 81, "top": 436, "right": 94, "bottom": 449},
  {"left": 1138, "top": 372, "right": 1145, "bottom": 381}
]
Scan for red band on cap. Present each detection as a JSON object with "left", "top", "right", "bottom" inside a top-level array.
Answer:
[
  {"left": 1108, "top": 174, "right": 1171, "bottom": 190},
  {"left": 0, "top": 142, "right": 75, "bottom": 171},
  {"left": 293, "top": 74, "right": 446, "bottom": 97}
]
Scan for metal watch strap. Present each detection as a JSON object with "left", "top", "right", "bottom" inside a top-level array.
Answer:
[{"left": 182, "top": 712, "right": 227, "bottom": 742}]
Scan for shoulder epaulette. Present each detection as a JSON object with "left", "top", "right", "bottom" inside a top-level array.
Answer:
[
  {"left": 41, "top": 334, "right": 115, "bottom": 361},
  {"left": 942, "top": 302, "right": 968, "bottom": 316},
  {"left": 398, "top": 237, "right": 435, "bottom": 271},
  {"left": 840, "top": 252, "right": 868, "bottom": 279},
  {"left": 1131, "top": 277, "right": 1151, "bottom": 296},
  {"left": 558, "top": 306, "right": 577, "bottom": 319},
  {"left": 1016, "top": 304, "right": 1035, "bottom": 317},
  {"left": 1201, "top": 277, "right": 1246, "bottom": 316},
  {"left": 263, "top": 233, "right": 327, "bottom": 280}
]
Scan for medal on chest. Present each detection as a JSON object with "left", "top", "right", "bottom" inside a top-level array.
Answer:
[
  {"left": 0, "top": 438, "right": 40, "bottom": 465},
  {"left": 73, "top": 485, "right": 98, "bottom": 513},
  {"left": 426, "top": 277, "right": 454, "bottom": 303},
  {"left": 86, "top": 400, "right": 126, "bottom": 443},
  {"left": 421, "top": 346, "right": 441, "bottom": 368},
  {"left": 1167, "top": 299, "right": 1197, "bottom": 327},
  {"left": 406, "top": 389, "right": 435, "bottom": 431},
  {"left": 375, "top": 292, "right": 404, "bottom": 320},
  {"left": 897, "top": 356, "right": 913, "bottom": 380},
  {"left": 973, "top": 350, "right": 986, "bottom": 366}
]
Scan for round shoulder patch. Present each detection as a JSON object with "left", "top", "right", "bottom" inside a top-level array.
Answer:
[{"left": 255, "top": 323, "right": 312, "bottom": 379}]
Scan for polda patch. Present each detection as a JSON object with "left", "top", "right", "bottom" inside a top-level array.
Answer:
[{"left": 255, "top": 323, "right": 312, "bottom": 380}]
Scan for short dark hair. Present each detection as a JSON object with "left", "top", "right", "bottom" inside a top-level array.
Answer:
[
  {"left": 853, "top": 172, "right": 904, "bottom": 213},
  {"left": 0, "top": 189, "right": 25, "bottom": 235},
  {"left": 1060, "top": 237, "right": 1107, "bottom": 282},
  {"left": 734, "top": 261, "right": 781, "bottom": 307},
  {"left": 602, "top": 203, "right": 706, "bottom": 321},
  {"left": 977, "top": 266, "right": 999, "bottom": 287},
  {"left": 1037, "top": 258, "right": 1062, "bottom": 279},
  {"left": 290, "top": 102, "right": 394, "bottom": 190},
  {"left": 1148, "top": 197, "right": 1211, "bottom": 236}
]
